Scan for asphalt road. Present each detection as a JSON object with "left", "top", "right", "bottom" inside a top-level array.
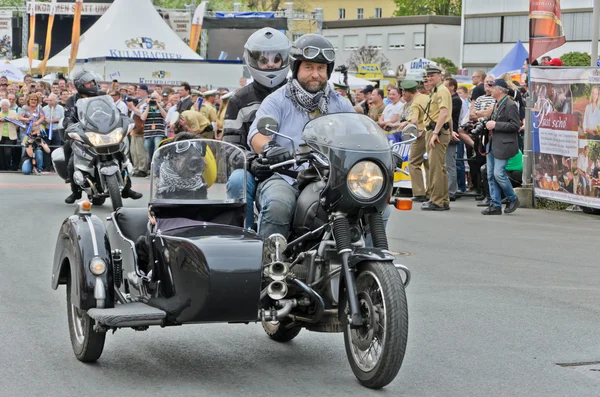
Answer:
[{"left": 1, "top": 173, "right": 600, "bottom": 396}]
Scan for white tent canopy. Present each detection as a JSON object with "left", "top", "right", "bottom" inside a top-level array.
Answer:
[
  {"left": 9, "top": 57, "right": 41, "bottom": 71},
  {"left": 47, "top": 0, "right": 203, "bottom": 69}
]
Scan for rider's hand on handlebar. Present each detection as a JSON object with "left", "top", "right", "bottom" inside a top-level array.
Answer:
[
  {"left": 262, "top": 141, "right": 292, "bottom": 165},
  {"left": 250, "top": 156, "right": 274, "bottom": 182}
]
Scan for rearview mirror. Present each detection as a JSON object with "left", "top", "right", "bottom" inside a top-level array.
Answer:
[
  {"left": 257, "top": 116, "right": 279, "bottom": 137},
  {"left": 401, "top": 123, "right": 418, "bottom": 142}
]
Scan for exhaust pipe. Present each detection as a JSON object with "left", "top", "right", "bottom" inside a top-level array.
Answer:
[
  {"left": 266, "top": 261, "right": 289, "bottom": 281},
  {"left": 267, "top": 281, "right": 288, "bottom": 300},
  {"left": 259, "top": 299, "right": 297, "bottom": 321}
]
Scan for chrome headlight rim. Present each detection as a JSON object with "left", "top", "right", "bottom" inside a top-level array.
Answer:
[
  {"left": 346, "top": 160, "right": 386, "bottom": 201},
  {"left": 85, "top": 128, "right": 125, "bottom": 147}
]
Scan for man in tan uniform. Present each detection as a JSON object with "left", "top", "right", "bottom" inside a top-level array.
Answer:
[
  {"left": 200, "top": 90, "right": 219, "bottom": 137},
  {"left": 405, "top": 79, "right": 430, "bottom": 202},
  {"left": 422, "top": 65, "right": 452, "bottom": 211}
]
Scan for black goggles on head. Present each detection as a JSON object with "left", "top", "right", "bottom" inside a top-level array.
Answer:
[{"left": 299, "top": 46, "right": 335, "bottom": 62}]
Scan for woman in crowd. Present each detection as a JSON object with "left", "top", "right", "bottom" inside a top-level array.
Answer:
[
  {"left": 18, "top": 94, "right": 46, "bottom": 146},
  {"left": 0, "top": 98, "right": 19, "bottom": 170},
  {"left": 583, "top": 85, "right": 600, "bottom": 139}
]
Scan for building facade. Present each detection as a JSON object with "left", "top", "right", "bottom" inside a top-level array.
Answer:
[
  {"left": 322, "top": 16, "right": 461, "bottom": 73},
  {"left": 462, "top": 0, "right": 598, "bottom": 73}
]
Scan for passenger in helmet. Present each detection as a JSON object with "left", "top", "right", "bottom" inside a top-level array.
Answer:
[{"left": 223, "top": 27, "right": 291, "bottom": 228}]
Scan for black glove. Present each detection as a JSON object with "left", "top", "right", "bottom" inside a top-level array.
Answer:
[
  {"left": 262, "top": 141, "right": 292, "bottom": 165},
  {"left": 250, "top": 156, "right": 274, "bottom": 182}
]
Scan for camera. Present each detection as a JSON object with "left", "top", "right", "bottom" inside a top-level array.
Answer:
[
  {"left": 149, "top": 99, "right": 157, "bottom": 106},
  {"left": 460, "top": 118, "right": 489, "bottom": 135},
  {"left": 125, "top": 96, "right": 139, "bottom": 106}
]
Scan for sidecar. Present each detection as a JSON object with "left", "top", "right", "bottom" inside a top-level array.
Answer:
[{"left": 51, "top": 139, "right": 265, "bottom": 362}]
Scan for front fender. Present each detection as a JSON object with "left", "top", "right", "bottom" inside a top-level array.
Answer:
[
  {"left": 348, "top": 247, "right": 395, "bottom": 268},
  {"left": 51, "top": 214, "right": 114, "bottom": 310}
]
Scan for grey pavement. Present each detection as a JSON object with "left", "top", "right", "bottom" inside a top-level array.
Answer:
[{"left": 1, "top": 173, "right": 600, "bottom": 396}]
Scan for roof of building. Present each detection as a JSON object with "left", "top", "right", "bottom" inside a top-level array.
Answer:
[{"left": 323, "top": 15, "right": 461, "bottom": 29}]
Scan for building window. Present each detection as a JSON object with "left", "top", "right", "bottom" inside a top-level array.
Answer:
[
  {"left": 562, "top": 12, "right": 592, "bottom": 41},
  {"left": 503, "top": 15, "right": 528, "bottom": 42},
  {"left": 375, "top": 8, "right": 382, "bottom": 18},
  {"left": 338, "top": 8, "right": 345, "bottom": 19},
  {"left": 366, "top": 34, "right": 383, "bottom": 50},
  {"left": 464, "top": 17, "right": 501, "bottom": 43},
  {"left": 292, "top": 32, "right": 304, "bottom": 42},
  {"left": 343, "top": 35, "right": 359, "bottom": 51},
  {"left": 388, "top": 33, "right": 405, "bottom": 50},
  {"left": 325, "top": 35, "right": 339, "bottom": 51},
  {"left": 357, "top": 8, "right": 364, "bottom": 19},
  {"left": 413, "top": 32, "right": 425, "bottom": 49}
]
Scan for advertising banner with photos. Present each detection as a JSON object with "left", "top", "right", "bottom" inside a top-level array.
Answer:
[
  {"left": 0, "top": 11, "right": 12, "bottom": 60},
  {"left": 530, "top": 67, "right": 600, "bottom": 209}
]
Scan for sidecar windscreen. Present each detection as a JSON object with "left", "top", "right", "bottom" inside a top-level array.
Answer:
[
  {"left": 302, "top": 113, "right": 390, "bottom": 153},
  {"left": 150, "top": 139, "right": 247, "bottom": 205}
]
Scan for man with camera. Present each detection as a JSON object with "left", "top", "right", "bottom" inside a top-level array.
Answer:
[
  {"left": 21, "top": 125, "right": 50, "bottom": 175},
  {"left": 421, "top": 65, "right": 452, "bottom": 211},
  {"left": 481, "top": 79, "right": 521, "bottom": 215}
]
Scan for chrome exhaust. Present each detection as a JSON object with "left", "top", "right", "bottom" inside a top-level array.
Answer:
[
  {"left": 266, "top": 261, "right": 289, "bottom": 281},
  {"left": 267, "top": 280, "right": 288, "bottom": 300}
]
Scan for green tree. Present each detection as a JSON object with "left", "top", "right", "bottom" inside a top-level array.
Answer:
[
  {"left": 429, "top": 56, "right": 457, "bottom": 74},
  {"left": 394, "top": 0, "right": 461, "bottom": 16},
  {"left": 560, "top": 51, "right": 592, "bottom": 67},
  {"left": 153, "top": 0, "right": 240, "bottom": 11}
]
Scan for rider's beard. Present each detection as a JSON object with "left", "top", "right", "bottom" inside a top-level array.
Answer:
[{"left": 298, "top": 76, "right": 327, "bottom": 93}]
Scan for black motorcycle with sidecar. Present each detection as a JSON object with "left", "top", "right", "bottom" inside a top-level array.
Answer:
[{"left": 51, "top": 113, "right": 412, "bottom": 389}]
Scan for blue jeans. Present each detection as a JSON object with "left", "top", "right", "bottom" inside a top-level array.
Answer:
[
  {"left": 256, "top": 175, "right": 299, "bottom": 238},
  {"left": 144, "top": 136, "right": 164, "bottom": 164},
  {"left": 456, "top": 142, "right": 466, "bottom": 192},
  {"left": 22, "top": 148, "right": 44, "bottom": 174},
  {"left": 226, "top": 169, "right": 257, "bottom": 228},
  {"left": 486, "top": 148, "right": 517, "bottom": 208}
]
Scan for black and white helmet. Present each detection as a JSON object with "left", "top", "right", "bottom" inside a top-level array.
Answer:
[
  {"left": 72, "top": 70, "right": 101, "bottom": 97},
  {"left": 290, "top": 34, "right": 336, "bottom": 79},
  {"left": 244, "top": 28, "right": 291, "bottom": 88}
]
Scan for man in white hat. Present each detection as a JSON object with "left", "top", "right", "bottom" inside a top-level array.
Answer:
[{"left": 200, "top": 90, "right": 218, "bottom": 134}]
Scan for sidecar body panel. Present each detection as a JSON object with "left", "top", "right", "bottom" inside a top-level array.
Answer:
[
  {"left": 51, "top": 214, "right": 115, "bottom": 310},
  {"left": 149, "top": 224, "right": 264, "bottom": 323}
]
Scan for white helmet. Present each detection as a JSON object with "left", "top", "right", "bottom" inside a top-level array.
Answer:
[{"left": 244, "top": 28, "right": 291, "bottom": 88}]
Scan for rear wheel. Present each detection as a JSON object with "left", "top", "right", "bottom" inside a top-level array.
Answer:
[
  {"left": 581, "top": 206, "right": 600, "bottom": 215},
  {"left": 262, "top": 319, "right": 302, "bottom": 342},
  {"left": 343, "top": 261, "right": 408, "bottom": 389},
  {"left": 66, "top": 275, "right": 106, "bottom": 362},
  {"left": 106, "top": 174, "right": 123, "bottom": 211}
]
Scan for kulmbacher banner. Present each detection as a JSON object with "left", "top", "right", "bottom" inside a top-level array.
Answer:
[
  {"left": 529, "top": 0, "right": 566, "bottom": 61},
  {"left": 530, "top": 67, "right": 600, "bottom": 209}
]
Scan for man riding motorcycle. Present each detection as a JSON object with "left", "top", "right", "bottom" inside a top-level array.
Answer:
[
  {"left": 224, "top": 27, "right": 291, "bottom": 228},
  {"left": 62, "top": 70, "right": 142, "bottom": 204},
  {"left": 247, "top": 34, "right": 356, "bottom": 238}
]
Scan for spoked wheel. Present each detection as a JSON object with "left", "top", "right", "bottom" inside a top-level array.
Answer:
[
  {"left": 262, "top": 319, "right": 302, "bottom": 342},
  {"left": 343, "top": 261, "right": 408, "bottom": 389},
  {"left": 106, "top": 174, "right": 123, "bottom": 211},
  {"left": 66, "top": 275, "right": 106, "bottom": 362}
]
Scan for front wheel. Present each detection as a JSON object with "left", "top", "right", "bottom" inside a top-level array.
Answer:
[
  {"left": 106, "top": 174, "right": 123, "bottom": 211},
  {"left": 581, "top": 206, "right": 600, "bottom": 215},
  {"left": 66, "top": 274, "right": 106, "bottom": 362},
  {"left": 343, "top": 261, "right": 408, "bottom": 389},
  {"left": 91, "top": 197, "right": 106, "bottom": 206}
]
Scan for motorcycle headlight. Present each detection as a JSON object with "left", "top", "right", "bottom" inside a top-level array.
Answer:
[
  {"left": 85, "top": 128, "right": 124, "bottom": 147},
  {"left": 347, "top": 161, "right": 384, "bottom": 200}
]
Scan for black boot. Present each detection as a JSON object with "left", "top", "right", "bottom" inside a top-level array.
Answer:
[
  {"left": 122, "top": 188, "right": 143, "bottom": 200},
  {"left": 65, "top": 185, "right": 82, "bottom": 204}
]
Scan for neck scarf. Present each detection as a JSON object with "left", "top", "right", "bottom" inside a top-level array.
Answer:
[{"left": 286, "top": 78, "right": 330, "bottom": 115}]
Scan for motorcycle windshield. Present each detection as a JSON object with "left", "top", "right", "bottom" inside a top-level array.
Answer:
[
  {"left": 76, "top": 96, "right": 122, "bottom": 133},
  {"left": 302, "top": 113, "right": 390, "bottom": 153},
  {"left": 150, "top": 139, "right": 247, "bottom": 205}
]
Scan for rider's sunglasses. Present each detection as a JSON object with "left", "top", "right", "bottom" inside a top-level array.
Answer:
[{"left": 300, "top": 46, "right": 336, "bottom": 62}]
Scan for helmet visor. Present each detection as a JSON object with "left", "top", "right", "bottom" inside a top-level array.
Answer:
[
  {"left": 247, "top": 49, "right": 290, "bottom": 71},
  {"left": 301, "top": 46, "right": 336, "bottom": 63}
]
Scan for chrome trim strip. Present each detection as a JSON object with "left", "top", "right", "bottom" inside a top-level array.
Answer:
[{"left": 85, "top": 216, "right": 99, "bottom": 256}]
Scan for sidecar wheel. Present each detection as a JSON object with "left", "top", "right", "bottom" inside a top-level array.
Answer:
[
  {"left": 343, "top": 261, "right": 408, "bottom": 389},
  {"left": 66, "top": 275, "right": 106, "bottom": 362},
  {"left": 262, "top": 319, "right": 302, "bottom": 342}
]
